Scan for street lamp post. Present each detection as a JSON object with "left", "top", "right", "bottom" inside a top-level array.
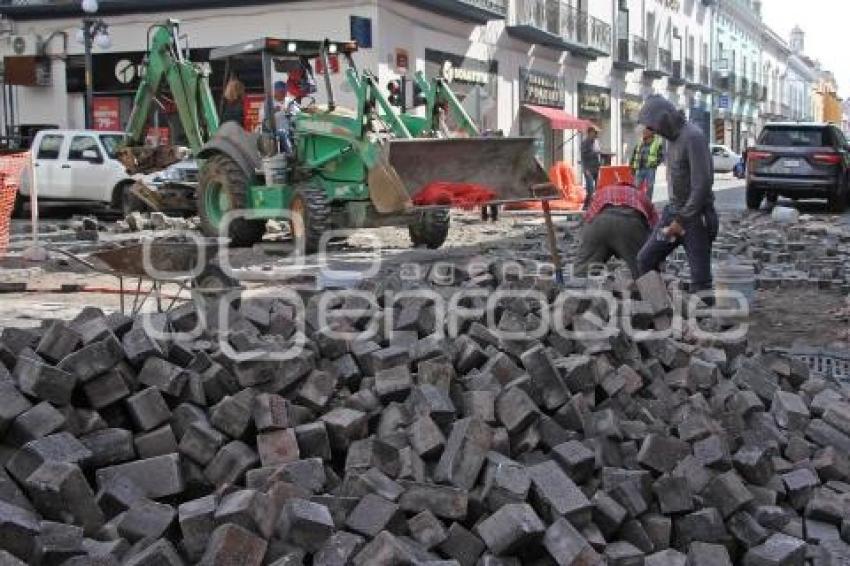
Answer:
[{"left": 78, "top": 0, "right": 111, "bottom": 129}]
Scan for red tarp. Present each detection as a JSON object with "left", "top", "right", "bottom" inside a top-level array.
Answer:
[{"left": 523, "top": 105, "right": 594, "bottom": 131}]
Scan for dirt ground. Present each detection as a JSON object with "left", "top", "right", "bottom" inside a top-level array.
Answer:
[{"left": 749, "top": 287, "right": 850, "bottom": 350}]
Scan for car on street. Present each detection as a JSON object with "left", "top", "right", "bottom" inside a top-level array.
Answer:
[
  {"left": 710, "top": 144, "right": 740, "bottom": 173},
  {"left": 14, "top": 129, "right": 197, "bottom": 217},
  {"left": 14, "top": 130, "right": 134, "bottom": 216},
  {"left": 745, "top": 122, "right": 850, "bottom": 212}
]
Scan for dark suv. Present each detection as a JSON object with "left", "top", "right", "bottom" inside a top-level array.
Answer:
[{"left": 746, "top": 122, "right": 850, "bottom": 212}]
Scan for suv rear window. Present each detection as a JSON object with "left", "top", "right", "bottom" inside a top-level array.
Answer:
[{"left": 758, "top": 127, "right": 830, "bottom": 147}]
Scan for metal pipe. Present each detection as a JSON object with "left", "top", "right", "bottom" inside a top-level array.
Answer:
[
  {"left": 321, "top": 40, "right": 335, "bottom": 112},
  {"left": 83, "top": 18, "right": 94, "bottom": 129}
]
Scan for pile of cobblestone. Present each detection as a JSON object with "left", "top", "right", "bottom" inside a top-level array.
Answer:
[{"left": 0, "top": 264, "right": 849, "bottom": 565}]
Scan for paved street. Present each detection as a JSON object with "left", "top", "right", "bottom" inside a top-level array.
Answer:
[{"left": 652, "top": 172, "right": 745, "bottom": 210}]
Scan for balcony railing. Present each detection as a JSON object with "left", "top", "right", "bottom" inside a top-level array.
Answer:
[
  {"left": 700, "top": 65, "right": 711, "bottom": 88},
  {"left": 645, "top": 47, "right": 672, "bottom": 78},
  {"left": 614, "top": 34, "right": 648, "bottom": 70},
  {"left": 509, "top": 0, "right": 611, "bottom": 58},
  {"left": 587, "top": 15, "right": 611, "bottom": 55},
  {"left": 670, "top": 60, "right": 686, "bottom": 86},
  {"left": 407, "top": 0, "right": 508, "bottom": 22}
]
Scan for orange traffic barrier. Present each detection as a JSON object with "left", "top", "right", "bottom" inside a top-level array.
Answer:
[
  {"left": 596, "top": 165, "right": 634, "bottom": 190},
  {"left": 505, "top": 161, "right": 586, "bottom": 211},
  {"left": 0, "top": 152, "right": 29, "bottom": 257}
]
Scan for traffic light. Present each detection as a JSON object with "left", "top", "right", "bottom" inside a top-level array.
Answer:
[{"left": 387, "top": 80, "right": 403, "bottom": 107}]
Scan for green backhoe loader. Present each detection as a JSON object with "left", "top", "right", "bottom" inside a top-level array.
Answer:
[{"left": 121, "top": 22, "right": 553, "bottom": 252}]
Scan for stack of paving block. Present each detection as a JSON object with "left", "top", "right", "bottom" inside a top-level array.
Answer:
[{"left": 0, "top": 264, "right": 849, "bottom": 565}]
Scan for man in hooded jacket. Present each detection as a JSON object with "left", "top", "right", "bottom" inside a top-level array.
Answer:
[{"left": 636, "top": 95, "right": 719, "bottom": 293}]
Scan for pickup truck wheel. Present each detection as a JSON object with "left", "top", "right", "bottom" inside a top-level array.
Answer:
[
  {"left": 745, "top": 186, "right": 763, "bottom": 211},
  {"left": 289, "top": 184, "right": 330, "bottom": 255},
  {"left": 198, "top": 154, "right": 265, "bottom": 247},
  {"left": 409, "top": 209, "right": 450, "bottom": 249}
]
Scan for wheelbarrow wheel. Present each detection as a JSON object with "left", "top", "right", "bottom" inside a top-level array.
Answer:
[
  {"left": 289, "top": 184, "right": 330, "bottom": 255},
  {"left": 409, "top": 209, "right": 450, "bottom": 249},
  {"left": 198, "top": 154, "right": 266, "bottom": 247}
]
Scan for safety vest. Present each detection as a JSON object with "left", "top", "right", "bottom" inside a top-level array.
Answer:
[{"left": 631, "top": 136, "right": 663, "bottom": 170}]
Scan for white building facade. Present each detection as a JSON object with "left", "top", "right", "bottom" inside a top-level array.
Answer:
[{"left": 1, "top": 0, "right": 723, "bottom": 172}]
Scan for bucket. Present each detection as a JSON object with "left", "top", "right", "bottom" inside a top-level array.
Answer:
[
  {"left": 714, "top": 261, "right": 756, "bottom": 310},
  {"left": 263, "top": 155, "right": 288, "bottom": 186}
]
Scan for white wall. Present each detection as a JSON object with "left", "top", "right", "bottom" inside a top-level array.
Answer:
[{"left": 5, "top": 0, "right": 382, "bottom": 122}]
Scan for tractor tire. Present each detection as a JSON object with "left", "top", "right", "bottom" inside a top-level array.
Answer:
[
  {"left": 409, "top": 209, "right": 450, "bottom": 249},
  {"left": 289, "top": 184, "right": 330, "bottom": 255},
  {"left": 198, "top": 154, "right": 265, "bottom": 247},
  {"left": 745, "top": 186, "right": 763, "bottom": 211}
]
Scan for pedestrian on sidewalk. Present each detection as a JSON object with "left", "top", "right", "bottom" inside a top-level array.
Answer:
[
  {"left": 636, "top": 95, "right": 719, "bottom": 293},
  {"left": 580, "top": 125, "right": 601, "bottom": 209},
  {"left": 574, "top": 182, "right": 658, "bottom": 278},
  {"left": 630, "top": 126, "right": 664, "bottom": 200}
]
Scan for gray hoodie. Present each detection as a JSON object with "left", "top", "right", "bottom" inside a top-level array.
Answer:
[{"left": 638, "top": 95, "right": 713, "bottom": 223}]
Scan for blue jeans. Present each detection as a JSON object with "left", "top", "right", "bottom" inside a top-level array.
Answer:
[
  {"left": 637, "top": 205, "right": 719, "bottom": 292},
  {"left": 634, "top": 168, "right": 657, "bottom": 201}
]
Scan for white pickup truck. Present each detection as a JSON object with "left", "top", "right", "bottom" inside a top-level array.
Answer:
[{"left": 15, "top": 129, "right": 197, "bottom": 216}]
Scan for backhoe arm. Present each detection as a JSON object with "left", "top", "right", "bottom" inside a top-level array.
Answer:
[
  {"left": 412, "top": 71, "right": 480, "bottom": 137},
  {"left": 125, "top": 20, "right": 219, "bottom": 155}
]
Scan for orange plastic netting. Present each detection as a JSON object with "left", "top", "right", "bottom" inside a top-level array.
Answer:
[
  {"left": 411, "top": 182, "right": 497, "bottom": 208},
  {"left": 505, "top": 161, "right": 586, "bottom": 211},
  {"left": 0, "top": 152, "right": 29, "bottom": 256}
]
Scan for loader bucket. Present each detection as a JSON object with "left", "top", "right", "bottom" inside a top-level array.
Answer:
[{"left": 372, "top": 137, "right": 553, "bottom": 213}]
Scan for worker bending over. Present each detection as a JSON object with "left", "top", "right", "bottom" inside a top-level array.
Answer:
[
  {"left": 636, "top": 95, "right": 718, "bottom": 293},
  {"left": 574, "top": 181, "right": 658, "bottom": 278}
]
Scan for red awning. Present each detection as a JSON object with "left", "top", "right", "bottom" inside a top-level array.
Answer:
[{"left": 524, "top": 104, "right": 594, "bottom": 130}]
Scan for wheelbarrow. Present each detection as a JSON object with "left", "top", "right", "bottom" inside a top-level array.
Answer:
[{"left": 48, "top": 236, "right": 237, "bottom": 315}]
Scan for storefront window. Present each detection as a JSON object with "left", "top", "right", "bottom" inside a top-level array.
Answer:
[{"left": 520, "top": 112, "right": 550, "bottom": 166}]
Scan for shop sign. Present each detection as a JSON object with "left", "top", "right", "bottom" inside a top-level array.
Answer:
[
  {"left": 425, "top": 49, "right": 497, "bottom": 99},
  {"left": 621, "top": 96, "right": 642, "bottom": 124},
  {"left": 655, "top": 0, "right": 681, "bottom": 10},
  {"left": 243, "top": 94, "right": 266, "bottom": 132},
  {"left": 519, "top": 68, "right": 565, "bottom": 108},
  {"left": 395, "top": 49, "right": 409, "bottom": 72},
  {"left": 92, "top": 97, "right": 121, "bottom": 131},
  {"left": 577, "top": 83, "right": 611, "bottom": 117},
  {"left": 145, "top": 127, "right": 170, "bottom": 146},
  {"left": 718, "top": 94, "right": 730, "bottom": 109}
]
